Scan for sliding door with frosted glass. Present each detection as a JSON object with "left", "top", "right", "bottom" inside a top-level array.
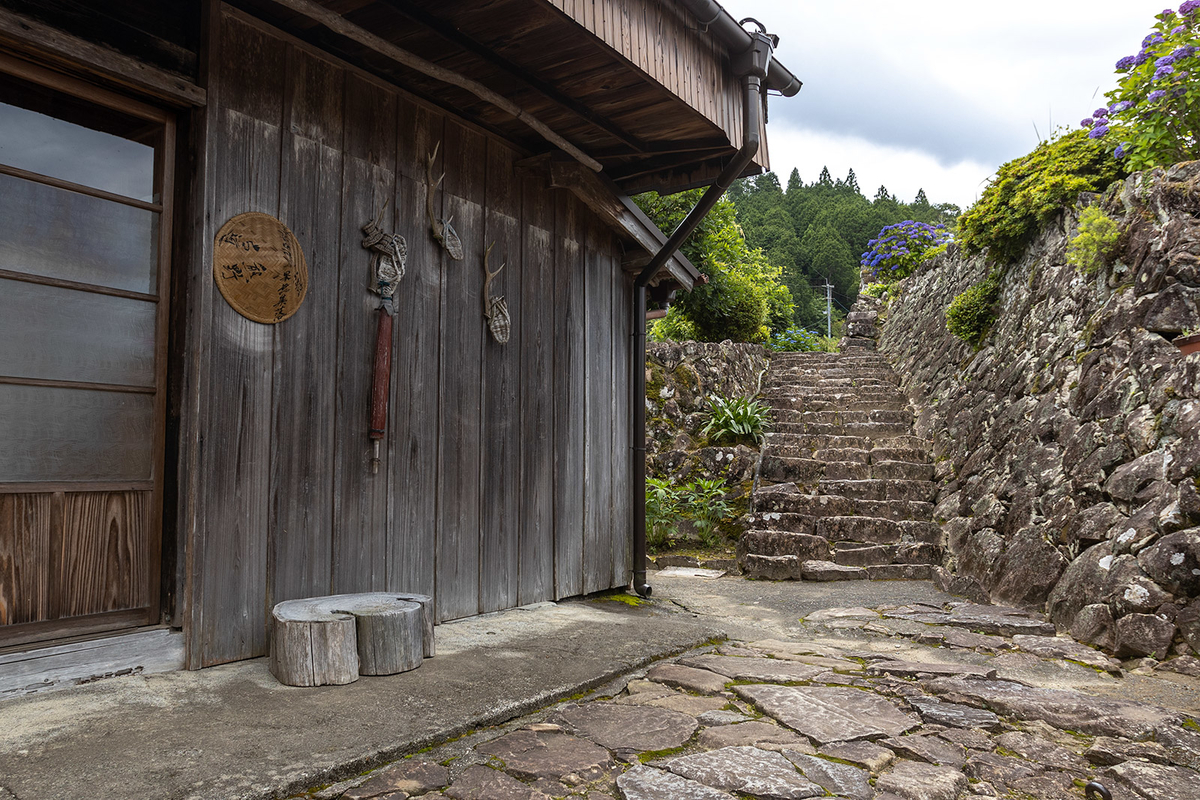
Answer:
[{"left": 0, "top": 58, "right": 173, "bottom": 646}]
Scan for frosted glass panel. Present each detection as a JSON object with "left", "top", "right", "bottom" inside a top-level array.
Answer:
[
  {"left": 0, "top": 385, "right": 154, "bottom": 482},
  {"left": 0, "top": 279, "right": 156, "bottom": 386},
  {"left": 0, "top": 174, "right": 158, "bottom": 293},
  {"left": 0, "top": 100, "right": 155, "bottom": 202}
]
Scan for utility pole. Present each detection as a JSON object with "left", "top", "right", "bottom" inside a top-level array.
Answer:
[{"left": 824, "top": 281, "right": 833, "bottom": 338}]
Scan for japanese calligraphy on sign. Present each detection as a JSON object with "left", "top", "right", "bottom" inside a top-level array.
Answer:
[{"left": 214, "top": 212, "right": 308, "bottom": 324}]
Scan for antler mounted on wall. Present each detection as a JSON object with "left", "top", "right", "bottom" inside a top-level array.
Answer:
[
  {"left": 482, "top": 242, "right": 511, "bottom": 345},
  {"left": 425, "top": 142, "right": 464, "bottom": 260}
]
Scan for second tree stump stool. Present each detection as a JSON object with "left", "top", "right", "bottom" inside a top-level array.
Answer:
[{"left": 269, "top": 592, "right": 434, "bottom": 687}]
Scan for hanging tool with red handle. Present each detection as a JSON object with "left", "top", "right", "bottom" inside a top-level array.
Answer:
[{"left": 362, "top": 202, "right": 407, "bottom": 474}]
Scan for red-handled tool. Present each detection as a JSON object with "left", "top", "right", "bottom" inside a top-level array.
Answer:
[
  {"left": 369, "top": 307, "right": 393, "bottom": 474},
  {"left": 361, "top": 203, "right": 407, "bottom": 474}
]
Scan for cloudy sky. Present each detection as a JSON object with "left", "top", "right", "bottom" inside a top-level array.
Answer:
[{"left": 716, "top": 0, "right": 1168, "bottom": 209}]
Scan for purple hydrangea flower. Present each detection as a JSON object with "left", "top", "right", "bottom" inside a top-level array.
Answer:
[
  {"left": 1116, "top": 55, "right": 1138, "bottom": 70},
  {"left": 1174, "top": 45, "right": 1197, "bottom": 58},
  {"left": 1173, "top": 24, "right": 1187, "bottom": 33},
  {"left": 1088, "top": 126, "right": 1110, "bottom": 139},
  {"left": 1181, "top": 0, "right": 1200, "bottom": 15},
  {"left": 1149, "top": 89, "right": 1168, "bottom": 101},
  {"left": 1081, "top": 118, "right": 1094, "bottom": 127},
  {"left": 1157, "top": 54, "right": 1179, "bottom": 66},
  {"left": 1114, "top": 143, "right": 1127, "bottom": 158},
  {"left": 1111, "top": 100, "right": 1133, "bottom": 113},
  {"left": 1144, "top": 32, "right": 1165, "bottom": 46},
  {"left": 1155, "top": 64, "right": 1176, "bottom": 79},
  {"left": 1136, "top": 50, "right": 1153, "bottom": 66},
  {"left": 1093, "top": 107, "right": 1110, "bottom": 118}
]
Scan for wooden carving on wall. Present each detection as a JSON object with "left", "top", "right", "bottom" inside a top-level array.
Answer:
[
  {"left": 482, "top": 242, "right": 510, "bottom": 344},
  {"left": 425, "top": 142, "right": 464, "bottom": 260},
  {"left": 213, "top": 212, "right": 308, "bottom": 323}
]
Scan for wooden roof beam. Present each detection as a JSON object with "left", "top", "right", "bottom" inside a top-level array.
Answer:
[
  {"left": 520, "top": 153, "right": 699, "bottom": 290},
  {"left": 375, "top": 0, "right": 650, "bottom": 155},
  {"left": 268, "top": 0, "right": 603, "bottom": 171}
]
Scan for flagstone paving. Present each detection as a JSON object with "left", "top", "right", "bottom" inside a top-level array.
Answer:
[{"left": 297, "top": 596, "right": 1200, "bottom": 800}]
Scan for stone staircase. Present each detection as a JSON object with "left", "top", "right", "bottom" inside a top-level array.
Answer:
[{"left": 740, "top": 326, "right": 945, "bottom": 581}]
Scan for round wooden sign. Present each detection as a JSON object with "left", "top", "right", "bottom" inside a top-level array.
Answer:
[{"left": 214, "top": 212, "right": 308, "bottom": 324}]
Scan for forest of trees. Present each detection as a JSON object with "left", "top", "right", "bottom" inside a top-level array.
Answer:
[{"left": 727, "top": 167, "right": 960, "bottom": 330}]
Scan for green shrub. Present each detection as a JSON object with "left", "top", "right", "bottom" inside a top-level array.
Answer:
[
  {"left": 680, "top": 270, "right": 767, "bottom": 343},
  {"left": 958, "top": 129, "right": 1127, "bottom": 264},
  {"left": 681, "top": 479, "right": 733, "bottom": 548},
  {"left": 648, "top": 306, "right": 696, "bottom": 342},
  {"left": 946, "top": 275, "right": 1001, "bottom": 347},
  {"left": 701, "top": 394, "right": 772, "bottom": 445},
  {"left": 1067, "top": 205, "right": 1121, "bottom": 275},
  {"left": 645, "top": 477, "right": 681, "bottom": 551}
]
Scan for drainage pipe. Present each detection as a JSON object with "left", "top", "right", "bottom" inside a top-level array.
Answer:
[
  {"left": 677, "top": 0, "right": 802, "bottom": 97},
  {"left": 631, "top": 29, "right": 776, "bottom": 597}
]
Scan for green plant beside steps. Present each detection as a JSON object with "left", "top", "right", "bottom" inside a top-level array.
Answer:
[
  {"left": 682, "top": 479, "right": 733, "bottom": 548},
  {"left": 646, "top": 477, "right": 680, "bottom": 551},
  {"left": 701, "top": 394, "right": 772, "bottom": 445}
]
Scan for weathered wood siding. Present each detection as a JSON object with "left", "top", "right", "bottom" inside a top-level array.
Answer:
[
  {"left": 544, "top": 0, "right": 766, "bottom": 170},
  {"left": 183, "top": 7, "right": 632, "bottom": 667}
]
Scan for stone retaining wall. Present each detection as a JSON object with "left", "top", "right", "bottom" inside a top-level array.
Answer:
[
  {"left": 645, "top": 340, "right": 769, "bottom": 494},
  {"left": 876, "top": 162, "right": 1200, "bottom": 659}
]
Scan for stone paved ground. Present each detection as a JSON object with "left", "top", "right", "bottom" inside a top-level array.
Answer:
[{"left": 292, "top": 575, "right": 1200, "bottom": 800}]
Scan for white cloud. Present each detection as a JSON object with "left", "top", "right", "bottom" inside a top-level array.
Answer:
[
  {"left": 716, "top": 0, "right": 1170, "bottom": 206},
  {"left": 763, "top": 122, "right": 995, "bottom": 210}
]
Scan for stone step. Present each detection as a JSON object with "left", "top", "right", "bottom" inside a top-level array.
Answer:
[
  {"left": 870, "top": 446, "right": 929, "bottom": 464},
  {"left": 773, "top": 421, "right": 913, "bottom": 439},
  {"left": 765, "top": 376, "right": 900, "bottom": 389},
  {"left": 812, "top": 447, "right": 870, "bottom": 464},
  {"left": 766, "top": 398, "right": 910, "bottom": 413},
  {"left": 764, "top": 434, "right": 873, "bottom": 453},
  {"left": 759, "top": 456, "right": 933, "bottom": 484},
  {"left": 831, "top": 542, "right": 943, "bottom": 567},
  {"left": 772, "top": 409, "right": 913, "bottom": 426},
  {"left": 813, "top": 516, "right": 906, "bottom": 545},
  {"left": 750, "top": 487, "right": 934, "bottom": 522},
  {"left": 768, "top": 367, "right": 897, "bottom": 380},
  {"left": 817, "top": 479, "right": 935, "bottom": 503},
  {"left": 866, "top": 564, "right": 935, "bottom": 581},
  {"left": 738, "top": 530, "right": 830, "bottom": 561},
  {"left": 840, "top": 338, "right": 877, "bottom": 351},
  {"left": 870, "top": 460, "right": 935, "bottom": 481},
  {"left": 852, "top": 499, "right": 935, "bottom": 522}
]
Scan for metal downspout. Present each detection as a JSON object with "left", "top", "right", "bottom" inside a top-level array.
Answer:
[{"left": 631, "top": 31, "right": 774, "bottom": 597}]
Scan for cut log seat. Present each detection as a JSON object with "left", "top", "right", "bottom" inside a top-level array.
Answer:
[{"left": 269, "top": 592, "right": 435, "bottom": 687}]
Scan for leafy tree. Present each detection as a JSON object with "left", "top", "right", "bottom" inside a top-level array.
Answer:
[
  {"left": 845, "top": 168, "right": 861, "bottom": 194},
  {"left": 729, "top": 170, "right": 959, "bottom": 328},
  {"left": 634, "top": 191, "right": 793, "bottom": 343}
]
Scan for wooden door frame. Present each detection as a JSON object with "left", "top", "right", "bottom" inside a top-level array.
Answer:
[{"left": 0, "top": 51, "right": 176, "bottom": 648}]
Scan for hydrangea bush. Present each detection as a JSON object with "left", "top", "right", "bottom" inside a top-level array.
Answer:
[
  {"left": 767, "top": 326, "right": 829, "bottom": 352},
  {"left": 860, "top": 220, "right": 950, "bottom": 282},
  {"left": 1085, "top": 1, "right": 1200, "bottom": 170}
]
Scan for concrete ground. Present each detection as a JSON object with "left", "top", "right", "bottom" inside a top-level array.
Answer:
[{"left": 4, "top": 573, "right": 1198, "bottom": 800}]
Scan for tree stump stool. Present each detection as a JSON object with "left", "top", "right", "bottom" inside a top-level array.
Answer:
[{"left": 269, "top": 592, "right": 434, "bottom": 687}]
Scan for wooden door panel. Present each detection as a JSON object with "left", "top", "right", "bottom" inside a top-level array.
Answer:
[
  {"left": 0, "top": 493, "right": 52, "bottom": 625},
  {"left": 57, "top": 491, "right": 150, "bottom": 618}
]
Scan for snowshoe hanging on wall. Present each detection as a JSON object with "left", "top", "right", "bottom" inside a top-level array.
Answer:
[
  {"left": 482, "top": 242, "right": 510, "bottom": 344},
  {"left": 425, "top": 142, "right": 464, "bottom": 260}
]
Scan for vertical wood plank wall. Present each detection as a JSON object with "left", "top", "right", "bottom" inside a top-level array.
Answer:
[{"left": 187, "top": 9, "right": 632, "bottom": 667}]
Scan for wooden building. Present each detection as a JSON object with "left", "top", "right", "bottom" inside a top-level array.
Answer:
[{"left": 0, "top": 0, "right": 797, "bottom": 678}]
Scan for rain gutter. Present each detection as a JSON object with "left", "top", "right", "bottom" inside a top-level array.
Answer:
[{"left": 631, "top": 25, "right": 782, "bottom": 597}]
